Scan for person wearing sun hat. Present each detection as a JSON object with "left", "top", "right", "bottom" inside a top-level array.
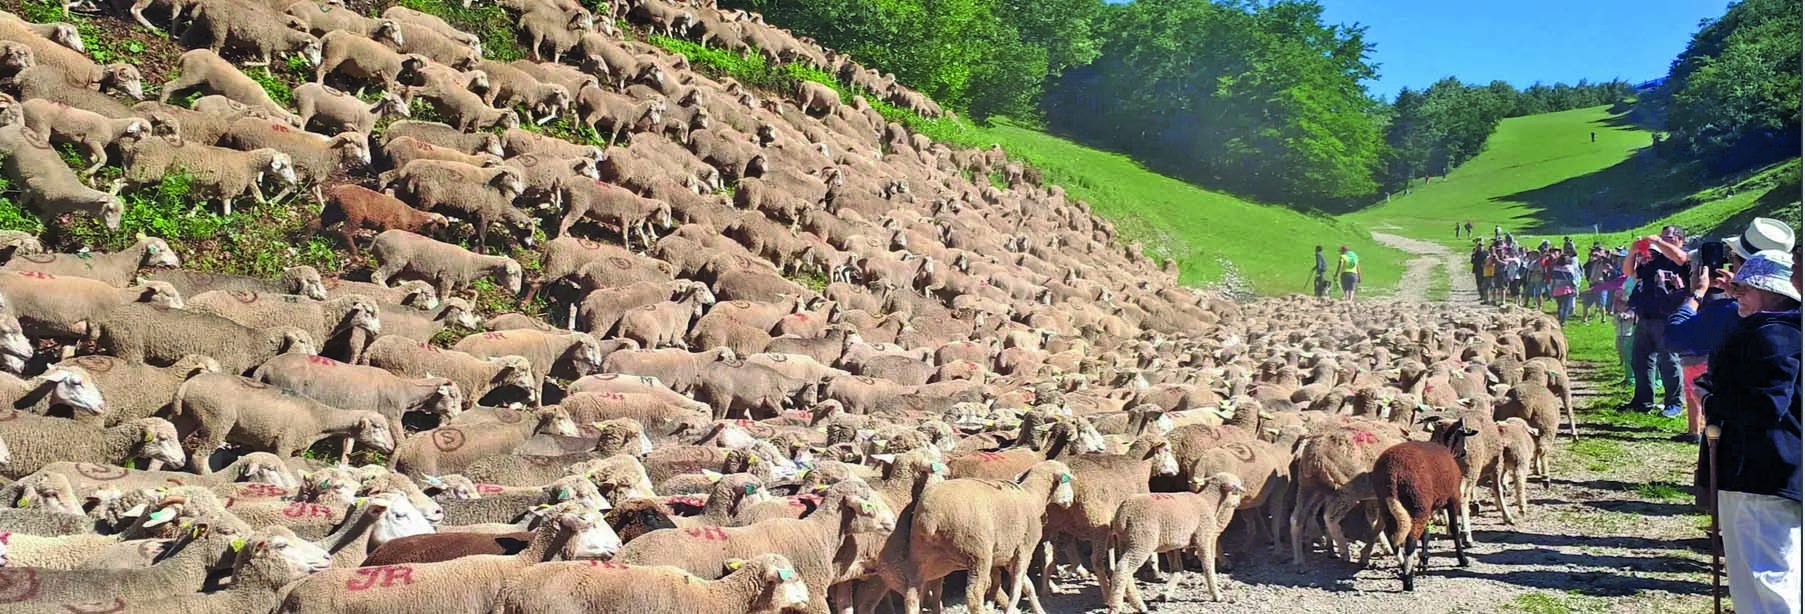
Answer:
[
  {"left": 1670, "top": 218, "right": 1799, "bottom": 441},
  {"left": 1725, "top": 217, "right": 1796, "bottom": 260},
  {"left": 1695, "top": 249, "right": 1801, "bottom": 614}
]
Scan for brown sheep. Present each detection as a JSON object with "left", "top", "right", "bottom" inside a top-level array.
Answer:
[
  {"left": 308, "top": 184, "right": 449, "bottom": 253},
  {"left": 1374, "top": 436, "right": 1473, "bottom": 591}
]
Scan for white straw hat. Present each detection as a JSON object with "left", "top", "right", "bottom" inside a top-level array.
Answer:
[
  {"left": 1731, "top": 249, "right": 1799, "bottom": 303},
  {"left": 1723, "top": 217, "right": 1796, "bottom": 260}
]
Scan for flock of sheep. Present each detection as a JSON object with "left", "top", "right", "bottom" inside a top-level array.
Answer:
[{"left": 0, "top": 0, "right": 1579, "bottom": 611}]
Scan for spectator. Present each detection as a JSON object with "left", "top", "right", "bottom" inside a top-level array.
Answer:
[
  {"left": 1697, "top": 250, "right": 1801, "bottom": 614},
  {"left": 1471, "top": 241, "right": 1488, "bottom": 303},
  {"left": 1624, "top": 225, "right": 1690, "bottom": 417},
  {"left": 1669, "top": 217, "right": 1797, "bottom": 442},
  {"left": 1563, "top": 236, "right": 1576, "bottom": 257},
  {"left": 1334, "top": 245, "right": 1360, "bottom": 301},
  {"left": 1551, "top": 252, "right": 1579, "bottom": 325},
  {"left": 1311, "top": 245, "right": 1328, "bottom": 298}
]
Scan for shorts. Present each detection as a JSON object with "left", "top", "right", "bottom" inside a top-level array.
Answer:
[{"left": 1340, "top": 272, "right": 1359, "bottom": 291}]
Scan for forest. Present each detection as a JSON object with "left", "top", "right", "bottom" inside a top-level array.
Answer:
[{"left": 726, "top": 0, "right": 1798, "bottom": 208}]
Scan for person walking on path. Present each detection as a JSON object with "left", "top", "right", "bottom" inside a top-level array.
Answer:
[
  {"left": 1669, "top": 218, "right": 1797, "bottom": 443},
  {"left": 1551, "top": 252, "right": 1580, "bottom": 325},
  {"left": 1471, "top": 241, "right": 1489, "bottom": 303},
  {"left": 1311, "top": 245, "right": 1329, "bottom": 298},
  {"left": 1334, "top": 245, "right": 1360, "bottom": 301},
  {"left": 1697, "top": 250, "right": 1801, "bottom": 614},
  {"left": 1625, "top": 225, "right": 1691, "bottom": 417},
  {"left": 1465, "top": 221, "right": 1474, "bottom": 237}
]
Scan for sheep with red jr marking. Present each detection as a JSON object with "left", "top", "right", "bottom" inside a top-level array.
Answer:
[{"left": 1374, "top": 428, "right": 1475, "bottom": 592}]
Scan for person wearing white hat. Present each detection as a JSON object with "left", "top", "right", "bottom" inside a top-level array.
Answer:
[
  {"left": 1696, "top": 249, "right": 1801, "bottom": 614},
  {"left": 1724, "top": 217, "right": 1797, "bottom": 261}
]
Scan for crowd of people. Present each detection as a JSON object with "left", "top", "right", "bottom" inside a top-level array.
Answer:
[{"left": 1468, "top": 232, "right": 1592, "bottom": 323}]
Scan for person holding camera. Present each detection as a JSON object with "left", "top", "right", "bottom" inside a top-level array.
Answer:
[
  {"left": 1623, "top": 225, "right": 1691, "bottom": 417},
  {"left": 1668, "top": 218, "right": 1797, "bottom": 441}
]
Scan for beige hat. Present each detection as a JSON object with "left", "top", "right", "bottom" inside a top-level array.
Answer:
[{"left": 1723, "top": 217, "right": 1796, "bottom": 260}]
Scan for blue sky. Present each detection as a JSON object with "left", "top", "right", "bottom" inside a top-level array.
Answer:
[{"left": 1313, "top": 0, "right": 1727, "bottom": 97}]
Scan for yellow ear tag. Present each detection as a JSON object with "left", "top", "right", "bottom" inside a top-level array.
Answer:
[
  {"left": 15, "top": 495, "right": 31, "bottom": 508},
  {"left": 143, "top": 431, "right": 155, "bottom": 443},
  {"left": 748, "top": 456, "right": 760, "bottom": 465},
  {"left": 725, "top": 559, "right": 746, "bottom": 571},
  {"left": 230, "top": 538, "right": 247, "bottom": 552}
]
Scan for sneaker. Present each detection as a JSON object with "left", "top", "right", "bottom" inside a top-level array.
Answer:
[{"left": 1662, "top": 405, "right": 1685, "bottom": 418}]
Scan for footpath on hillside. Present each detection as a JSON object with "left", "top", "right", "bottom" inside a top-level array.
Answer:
[{"left": 1370, "top": 230, "right": 1479, "bottom": 303}]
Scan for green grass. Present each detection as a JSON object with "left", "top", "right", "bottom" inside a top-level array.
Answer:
[
  {"left": 1502, "top": 591, "right": 1609, "bottom": 614},
  {"left": 1634, "top": 481, "right": 1692, "bottom": 501},
  {"left": 1425, "top": 262, "right": 1451, "bottom": 302},
  {"left": 1567, "top": 438, "right": 1626, "bottom": 472},
  {"left": 1346, "top": 104, "right": 1800, "bottom": 253},
  {"left": 647, "top": 36, "right": 1404, "bottom": 295}
]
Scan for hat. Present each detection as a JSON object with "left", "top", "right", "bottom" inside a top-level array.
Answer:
[
  {"left": 1731, "top": 250, "right": 1799, "bottom": 302},
  {"left": 1723, "top": 217, "right": 1796, "bottom": 260}
]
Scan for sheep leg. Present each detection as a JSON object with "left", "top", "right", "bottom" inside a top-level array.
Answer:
[
  {"left": 338, "top": 435, "right": 354, "bottom": 465},
  {"left": 1105, "top": 542, "right": 1149, "bottom": 614},
  {"left": 1001, "top": 546, "right": 1033, "bottom": 614},
  {"left": 1491, "top": 463, "right": 1516, "bottom": 526},
  {"left": 966, "top": 553, "right": 993, "bottom": 614},
  {"left": 1321, "top": 493, "right": 1357, "bottom": 562},
  {"left": 1088, "top": 538, "right": 1112, "bottom": 598},
  {"left": 1288, "top": 489, "right": 1321, "bottom": 565}
]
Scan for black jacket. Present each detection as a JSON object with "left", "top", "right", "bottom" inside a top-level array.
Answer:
[{"left": 1699, "top": 309, "right": 1802, "bottom": 501}]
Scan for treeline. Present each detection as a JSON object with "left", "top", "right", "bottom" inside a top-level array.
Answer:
[
  {"left": 1648, "top": 0, "right": 1801, "bottom": 173},
  {"left": 1379, "top": 79, "right": 1635, "bottom": 191},
  {"left": 729, "top": 0, "right": 1644, "bottom": 205}
]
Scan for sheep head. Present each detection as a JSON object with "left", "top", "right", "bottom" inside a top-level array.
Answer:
[
  {"left": 102, "top": 64, "right": 145, "bottom": 100},
  {"left": 240, "top": 527, "right": 333, "bottom": 582},
  {"left": 131, "top": 418, "right": 186, "bottom": 470},
  {"left": 354, "top": 412, "right": 396, "bottom": 452},
  {"left": 332, "top": 133, "right": 372, "bottom": 167}
]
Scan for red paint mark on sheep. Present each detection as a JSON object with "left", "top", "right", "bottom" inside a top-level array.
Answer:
[
  {"left": 684, "top": 526, "right": 729, "bottom": 541},
  {"left": 1352, "top": 431, "right": 1378, "bottom": 445},
  {"left": 345, "top": 565, "right": 415, "bottom": 591},
  {"left": 475, "top": 483, "right": 505, "bottom": 495},
  {"left": 973, "top": 452, "right": 1005, "bottom": 462},
  {"left": 482, "top": 332, "right": 507, "bottom": 340},
  {"left": 583, "top": 560, "right": 629, "bottom": 569},
  {"left": 667, "top": 496, "right": 704, "bottom": 507},
  {"left": 0, "top": 568, "right": 42, "bottom": 603},
  {"left": 1148, "top": 494, "right": 1175, "bottom": 501},
  {"left": 240, "top": 483, "right": 290, "bottom": 498},
  {"left": 307, "top": 355, "right": 337, "bottom": 367},
  {"left": 16, "top": 271, "right": 52, "bottom": 279},
  {"left": 282, "top": 502, "right": 335, "bottom": 519}
]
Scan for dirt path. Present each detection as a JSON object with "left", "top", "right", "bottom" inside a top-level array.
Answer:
[{"left": 1372, "top": 231, "right": 1480, "bottom": 303}]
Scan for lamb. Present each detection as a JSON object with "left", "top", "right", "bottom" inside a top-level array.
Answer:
[
  {"left": 795, "top": 80, "right": 840, "bottom": 116},
  {"left": 0, "top": 414, "right": 183, "bottom": 479},
  {"left": 451, "top": 329, "right": 613, "bottom": 392},
  {"left": 252, "top": 351, "right": 462, "bottom": 439},
  {"left": 119, "top": 135, "right": 298, "bottom": 214},
  {"left": 360, "top": 336, "right": 536, "bottom": 409},
  {"left": 1491, "top": 377, "right": 1561, "bottom": 480},
  {"left": 1374, "top": 434, "right": 1473, "bottom": 591},
  {"left": 316, "top": 28, "right": 421, "bottom": 90},
  {"left": 89, "top": 303, "right": 315, "bottom": 375},
  {"left": 218, "top": 117, "right": 371, "bottom": 203},
  {"left": 474, "top": 59, "right": 572, "bottom": 123},
  {"left": 294, "top": 83, "right": 410, "bottom": 136},
  {"left": 160, "top": 49, "right": 300, "bottom": 125},
  {"left": 555, "top": 176, "right": 673, "bottom": 250},
  {"left": 903, "top": 460, "right": 1075, "bottom": 614},
  {"left": 615, "top": 480, "right": 895, "bottom": 614},
  {"left": 17, "top": 99, "right": 150, "bottom": 175},
  {"left": 181, "top": 0, "right": 323, "bottom": 68},
  {"left": 276, "top": 500, "right": 618, "bottom": 613},
  {"left": 1492, "top": 417, "right": 1538, "bottom": 522},
  {"left": 493, "top": 552, "right": 810, "bottom": 614},
  {"left": 392, "top": 406, "right": 576, "bottom": 477},
  {"left": 0, "top": 271, "right": 183, "bottom": 339},
  {"left": 381, "top": 121, "right": 505, "bottom": 159},
  {"left": 172, "top": 372, "right": 394, "bottom": 468},
  {"left": 0, "top": 235, "right": 179, "bottom": 288},
  {"left": 186, "top": 292, "right": 381, "bottom": 348},
  {"left": 310, "top": 184, "right": 450, "bottom": 253},
  {"left": 379, "top": 159, "right": 533, "bottom": 252},
  {"left": 369, "top": 229, "right": 525, "bottom": 297},
  {"left": 0, "top": 125, "right": 124, "bottom": 228},
  {"left": 1102, "top": 472, "right": 1245, "bottom": 610}
]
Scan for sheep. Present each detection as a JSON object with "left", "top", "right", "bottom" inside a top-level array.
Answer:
[
  {"left": 1038, "top": 434, "right": 1181, "bottom": 595},
  {"left": 574, "top": 84, "right": 665, "bottom": 145},
  {"left": 275, "top": 500, "right": 618, "bottom": 613},
  {"left": 8, "top": 64, "right": 139, "bottom": 118},
  {"left": 451, "top": 329, "right": 613, "bottom": 393},
  {"left": 795, "top": 80, "right": 839, "bottom": 116},
  {"left": 381, "top": 135, "right": 501, "bottom": 170},
  {"left": 325, "top": 278, "right": 439, "bottom": 311},
  {"left": 379, "top": 159, "right": 533, "bottom": 252},
  {"left": 186, "top": 292, "right": 381, "bottom": 352},
  {"left": 182, "top": 0, "right": 323, "bottom": 68},
  {"left": 392, "top": 406, "right": 576, "bottom": 477},
  {"left": 0, "top": 520, "right": 236, "bottom": 604},
  {"left": 361, "top": 336, "right": 537, "bottom": 409},
  {"left": 519, "top": 4, "right": 591, "bottom": 61},
  {"left": 131, "top": 99, "right": 248, "bottom": 145},
  {"left": 381, "top": 6, "right": 479, "bottom": 47},
  {"left": 0, "top": 125, "right": 124, "bottom": 228},
  {"left": 147, "top": 266, "right": 327, "bottom": 302},
  {"left": 1374, "top": 434, "right": 1474, "bottom": 591},
  {"left": 415, "top": 83, "right": 520, "bottom": 132},
  {"left": 1492, "top": 417, "right": 1538, "bottom": 522},
  {"left": 379, "top": 124, "right": 503, "bottom": 160},
  {"left": 501, "top": 152, "right": 601, "bottom": 207},
  {"left": 316, "top": 28, "right": 421, "bottom": 90},
  {"left": 294, "top": 84, "right": 410, "bottom": 136},
  {"left": 367, "top": 297, "right": 481, "bottom": 344},
  {"left": 1491, "top": 377, "right": 1561, "bottom": 480},
  {"left": 0, "top": 229, "right": 45, "bottom": 262},
  {"left": 46, "top": 525, "right": 334, "bottom": 613},
  {"left": 252, "top": 351, "right": 462, "bottom": 439},
  {"left": 1287, "top": 419, "right": 1407, "bottom": 565},
  {"left": 15, "top": 452, "right": 293, "bottom": 501},
  {"left": 27, "top": 354, "right": 215, "bottom": 427},
  {"left": 502, "top": 126, "right": 605, "bottom": 159},
  {"left": 385, "top": 19, "right": 480, "bottom": 69},
  {"left": 285, "top": 1, "right": 374, "bottom": 36},
  {"left": 555, "top": 177, "right": 672, "bottom": 250},
  {"left": 218, "top": 117, "right": 371, "bottom": 202},
  {"left": 474, "top": 59, "right": 572, "bottom": 123},
  {"left": 0, "top": 234, "right": 179, "bottom": 287},
  {"left": 0, "top": 14, "right": 144, "bottom": 101},
  {"left": 0, "top": 271, "right": 183, "bottom": 340},
  {"left": 495, "top": 552, "right": 809, "bottom": 613},
  {"left": 310, "top": 183, "right": 450, "bottom": 253},
  {"left": 0, "top": 364, "right": 106, "bottom": 419},
  {"left": 90, "top": 303, "right": 315, "bottom": 375},
  {"left": 615, "top": 480, "right": 895, "bottom": 614},
  {"left": 1103, "top": 472, "right": 1245, "bottom": 610},
  {"left": 172, "top": 372, "right": 394, "bottom": 468},
  {"left": 119, "top": 135, "right": 298, "bottom": 214},
  {"left": 903, "top": 460, "right": 1075, "bottom": 614},
  {"left": 0, "top": 413, "right": 183, "bottom": 479},
  {"left": 160, "top": 50, "right": 300, "bottom": 125},
  {"left": 17, "top": 99, "right": 150, "bottom": 175},
  {"left": 370, "top": 229, "right": 524, "bottom": 297}
]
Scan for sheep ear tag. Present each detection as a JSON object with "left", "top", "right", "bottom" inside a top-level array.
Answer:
[
  {"left": 777, "top": 568, "right": 795, "bottom": 581},
  {"left": 145, "top": 507, "right": 178, "bottom": 527},
  {"left": 14, "top": 495, "right": 30, "bottom": 508},
  {"left": 555, "top": 488, "right": 571, "bottom": 501},
  {"left": 725, "top": 559, "right": 745, "bottom": 571},
  {"left": 144, "top": 431, "right": 156, "bottom": 443},
  {"left": 1058, "top": 473, "right": 1072, "bottom": 484},
  {"left": 743, "top": 483, "right": 758, "bottom": 495},
  {"left": 859, "top": 501, "right": 875, "bottom": 514},
  {"left": 229, "top": 537, "right": 247, "bottom": 552}
]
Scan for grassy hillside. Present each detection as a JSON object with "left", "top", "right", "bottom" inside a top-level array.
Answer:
[{"left": 1347, "top": 104, "right": 1801, "bottom": 250}]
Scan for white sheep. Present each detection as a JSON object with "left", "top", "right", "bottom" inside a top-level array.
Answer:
[
  {"left": 294, "top": 83, "right": 410, "bottom": 136},
  {"left": 18, "top": 98, "right": 151, "bottom": 175}
]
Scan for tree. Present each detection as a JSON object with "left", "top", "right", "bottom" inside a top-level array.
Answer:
[{"left": 1656, "top": 0, "right": 1801, "bottom": 172}]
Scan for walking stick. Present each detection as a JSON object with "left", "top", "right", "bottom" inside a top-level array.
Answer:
[{"left": 1705, "top": 424, "right": 1723, "bottom": 614}]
